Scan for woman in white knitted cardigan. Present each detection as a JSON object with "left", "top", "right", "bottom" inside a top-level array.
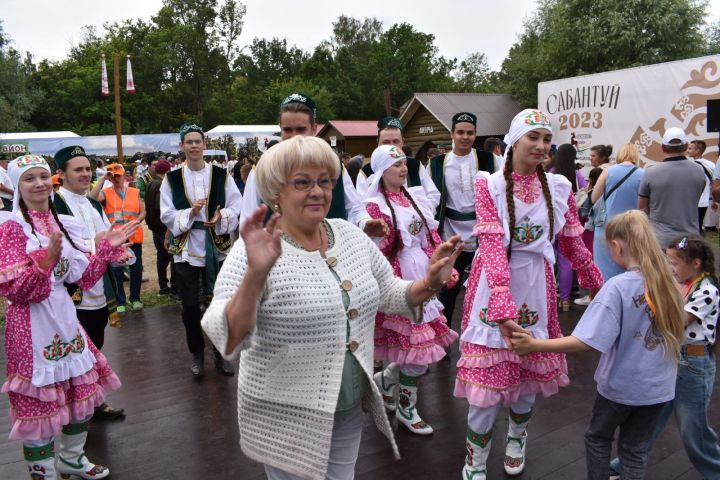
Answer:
[{"left": 201, "top": 136, "right": 461, "bottom": 480}]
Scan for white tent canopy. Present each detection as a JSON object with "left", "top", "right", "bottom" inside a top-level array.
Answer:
[
  {"left": 206, "top": 125, "right": 280, "bottom": 136},
  {"left": 0, "top": 125, "right": 282, "bottom": 157},
  {"left": 0, "top": 131, "right": 79, "bottom": 140}
]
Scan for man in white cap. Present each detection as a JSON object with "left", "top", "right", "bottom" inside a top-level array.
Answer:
[{"left": 638, "top": 127, "right": 706, "bottom": 248}]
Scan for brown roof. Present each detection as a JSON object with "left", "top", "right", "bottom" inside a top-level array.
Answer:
[
  {"left": 400, "top": 93, "right": 521, "bottom": 135},
  {"left": 316, "top": 120, "right": 377, "bottom": 138}
]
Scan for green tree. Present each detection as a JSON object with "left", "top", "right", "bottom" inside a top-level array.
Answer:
[
  {"left": 0, "top": 23, "right": 44, "bottom": 132},
  {"left": 453, "top": 52, "right": 502, "bottom": 92},
  {"left": 502, "top": 0, "right": 709, "bottom": 106}
]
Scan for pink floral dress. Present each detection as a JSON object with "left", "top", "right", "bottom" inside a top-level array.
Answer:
[
  {"left": 454, "top": 171, "right": 603, "bottom": 407},
  {"left": 0, "top": 210, "right": 124, "bottom": 441},
  {"left": 366, "top": 189, "right": 458, "bottom": 365}
]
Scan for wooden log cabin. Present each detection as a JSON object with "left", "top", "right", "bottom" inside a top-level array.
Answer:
[{"left": 399, "top": 93, "right": 522, "bottom": 163}]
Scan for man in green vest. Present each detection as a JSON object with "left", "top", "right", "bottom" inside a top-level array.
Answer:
[
  {"left": 429, "top": 112, "right": 495, "bottom": 329},
  {"left": 53, "top": 145, "right": 129, "bottom": 419},
  {"left": 160, "top": 123, "right": 242, "bottom": 377}
]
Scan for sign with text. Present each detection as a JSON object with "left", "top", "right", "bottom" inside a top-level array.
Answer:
[
  {"left": 538, "top": 55, "right": 720, "bottom": 165},
  {"left": 0, "top": 141, "right": 29, "bottom": 156}
]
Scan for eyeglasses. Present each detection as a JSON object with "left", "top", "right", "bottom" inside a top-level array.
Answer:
[{"left": 289, "top": 177, "right": 337, "bottom": 191}]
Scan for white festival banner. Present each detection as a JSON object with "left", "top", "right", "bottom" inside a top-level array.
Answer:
[{"left": 538, "top": 55, "right": 720, "bottom": 167}]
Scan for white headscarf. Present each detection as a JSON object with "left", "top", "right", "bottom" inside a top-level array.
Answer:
[
  {"left": 503, "top": 109, "right": 553, "bottom": 161},
  {"left": 365, "top": 145, "right": 406, "bottom": 199},
  {"left": 7, "top": 154, "right": 53, "bottom": 212}
]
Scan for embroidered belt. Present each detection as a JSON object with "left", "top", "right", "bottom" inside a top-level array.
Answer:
[{"left": 445, "top": 207, "right": 476, "bottom": 221}]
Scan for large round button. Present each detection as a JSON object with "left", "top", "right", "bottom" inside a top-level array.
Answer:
[
  {"left": 348, "top": 340, "right": 359, "bottom": 352},
  {"left": 341, "top": 280, "right": 353, "bottom": 291},
  {"left": 326, "top": 256, "right": 338, "bottom": 268},
  {"left": 347, "top": 308, "right": 359, "bottom": 320}
]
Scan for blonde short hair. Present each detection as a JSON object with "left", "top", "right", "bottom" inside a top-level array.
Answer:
[
  {"left": 255, "top": 136, "right": 340, "bottom": 205},
  {"left": 615, "top": 143, "right": 640, "bottom": 165}
]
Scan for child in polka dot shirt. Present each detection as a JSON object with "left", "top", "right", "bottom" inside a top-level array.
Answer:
[{"left": 654, "top": 234, "right": 720, "bottom": 477}]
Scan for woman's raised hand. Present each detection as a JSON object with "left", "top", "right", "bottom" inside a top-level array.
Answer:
[
  {"left": 426, "top": 234, "right": 463, "bottom": 289},
  {"left": 242, "top": 204, "right": 282, "bottom": 276},
  {"left": 38, "top": 232, "right": 63, "bottom": 271},
  {"left": 101, "top": 221, "right": 140, "bottom": 248}
]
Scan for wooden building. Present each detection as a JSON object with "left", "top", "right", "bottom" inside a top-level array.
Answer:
[
  {"left": 399, "top": 93, "right": 522, "bottom": 163},
  {"left": 316, "top": 120, "right": 378, "bottom": 157}
]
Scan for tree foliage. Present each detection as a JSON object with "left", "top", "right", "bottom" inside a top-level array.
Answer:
[
  {"left": 1, "top": 0, "right": 715, "bottom": 134},
  {"left": 500, "top": 0, "right": 710, "bottom": 106},
  {"left": 0, "top": 22, "right": 44, "bottom": 132}
]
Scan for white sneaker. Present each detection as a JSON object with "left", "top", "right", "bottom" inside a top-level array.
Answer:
[{"left": 574, "top": 295, "right": 592, "bottom": 306}]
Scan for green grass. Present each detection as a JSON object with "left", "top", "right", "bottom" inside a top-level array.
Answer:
[{"left": 138, "top": 290, "right": 179, "bottom": 308}]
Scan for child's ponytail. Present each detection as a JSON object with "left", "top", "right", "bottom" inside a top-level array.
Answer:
[{"left": 605, "top": 210, "right": 685, "bottom": 361}]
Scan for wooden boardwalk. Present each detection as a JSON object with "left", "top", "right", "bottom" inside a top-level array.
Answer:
[{"left": 0, "top": 302, "right": 716, "bottom": 479}]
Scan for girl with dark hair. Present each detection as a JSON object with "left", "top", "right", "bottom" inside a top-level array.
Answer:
[
  {"left": 552, "top": 144, "right": 588, "bottom": 310},
  {"left": 456, "top": 110, "right": 603, "bottom": 478},
  {"left": 0, "top": 155, "right": 137, "bottom": 479},
  {"left": 363, "top": 145, "right": 459, "bottom": 435}
]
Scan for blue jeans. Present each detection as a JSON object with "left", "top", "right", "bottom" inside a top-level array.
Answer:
[
  {"left": 611, "top": 347, "right": 720, "bottom": 479},
  {"left": 585, "top": 393, "right": 667, "bottom": 480},
  {"left": 112, "top": 243, "right": 143, "bottom": 305}
]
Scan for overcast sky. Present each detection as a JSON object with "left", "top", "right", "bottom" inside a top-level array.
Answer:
[{"left": 4, "top": 0, "right": 718, "bottom": 71}]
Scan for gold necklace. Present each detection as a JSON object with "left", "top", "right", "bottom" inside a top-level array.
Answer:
[{"left": 282, "top": 224, "right": 325, "bottom": 251}]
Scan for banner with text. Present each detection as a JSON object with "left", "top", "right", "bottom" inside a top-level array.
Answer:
[{"left": 538, "top": 55, "right": 720, "bottom": 165}]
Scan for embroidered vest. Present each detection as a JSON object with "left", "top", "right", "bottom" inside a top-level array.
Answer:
[
  {"left": 429, "top": 149, "right": 495, "bottom": 235},
  {"left": 165, "top": 165, "right": 232, "bottom": 256},
  {"left": 53, "top": 193, "right": 119, "bottom": 312}
]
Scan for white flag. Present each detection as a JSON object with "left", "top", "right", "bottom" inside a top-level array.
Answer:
[
  {"left": 126, "top": 55, "right": 135, "bottom": 94},
  {"left": 101, "top": 55, "right": 109, "bottom": 97}
]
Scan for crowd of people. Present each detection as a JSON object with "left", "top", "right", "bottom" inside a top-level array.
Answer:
[{"left": 0, "top": 92, "right": 719, "bottom": 480}]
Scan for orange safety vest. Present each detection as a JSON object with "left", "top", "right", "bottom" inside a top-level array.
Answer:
[{"left": 103, "top": 186, "right": 144, "bottom": 244}]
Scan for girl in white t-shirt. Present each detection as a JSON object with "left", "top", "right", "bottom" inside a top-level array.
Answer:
[{"left": 512, "top": 210, "right": 685, "bottom": 480}]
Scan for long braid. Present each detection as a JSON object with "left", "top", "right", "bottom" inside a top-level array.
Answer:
[
  {"left": 535, "top": 164, "right": 555, "bottom": 241},
  {"left": 380, "top": 182, "right": 403, "bottom": 260},
  {"left": 504, "top": 147, "right": 516, "bottom": 260},
  {"left": 401, "top": 186, "right": 436, "bottom": 248},
  {"left": 49, "top": 196, "right": 80, "bottom": 251},
  {"left": 18, "top": 198, "right": 37, "bottom": 238}
]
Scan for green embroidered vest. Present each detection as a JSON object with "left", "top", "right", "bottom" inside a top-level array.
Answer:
[
  {"left": 165, "top": 165, "right": 232, "bottom": 255},
  {"left": 429, "top": 148, "right": 495, "bottom": 235},
  {"left": 53, "top": 193, "right": 119, "bottom": 312},
  {"left": 327, "top": 159, "right": 347, "bottom": 220}
]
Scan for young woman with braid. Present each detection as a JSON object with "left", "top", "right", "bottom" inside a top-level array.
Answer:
[
  {"left": 0, "top": 155, "right": 137, "bottom": 480},
  {"left": 363, "top": 145, "right": 459, "bottom": 435},
  {"left": 456, "top": 110, "right": 603, "bottom": 479}
]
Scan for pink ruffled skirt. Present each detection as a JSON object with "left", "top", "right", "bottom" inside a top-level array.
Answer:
[
  {"left": 374, "top": 312, "right": 458, "bottom": 365},
  {"left": 454, "top": 260, "right": 569, "bottom": 407},
  {"left": 3, "top": 306, "right": 121, "bottom": 441}
]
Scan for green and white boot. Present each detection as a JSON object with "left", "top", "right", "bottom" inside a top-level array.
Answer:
[
  {"left": 57, "top": 423, "right": 109, "bottom": 479},
  {"left": 462, "top": 426, "right": 491, "bottom": 480},
  {"left": 395, "top": 373, "right": 433, "bottom": 435},
  {"left": 24, "top": 441, "right": 57, "bottom": 480},
  {"left": 504, "top": 408, "right": 531, "bottom": 476},
  {"left": 373, "top": 364, "right": 399, "bottom": 412}
]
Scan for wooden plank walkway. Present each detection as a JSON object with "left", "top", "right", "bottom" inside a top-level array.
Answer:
[{"left": 0, "top": 302, "right": 715, "bottom": 479}]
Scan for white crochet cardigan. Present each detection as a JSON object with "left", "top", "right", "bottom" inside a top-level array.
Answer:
[{"left": 201, "top": 219, "right": 415, "bottom": 480}]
